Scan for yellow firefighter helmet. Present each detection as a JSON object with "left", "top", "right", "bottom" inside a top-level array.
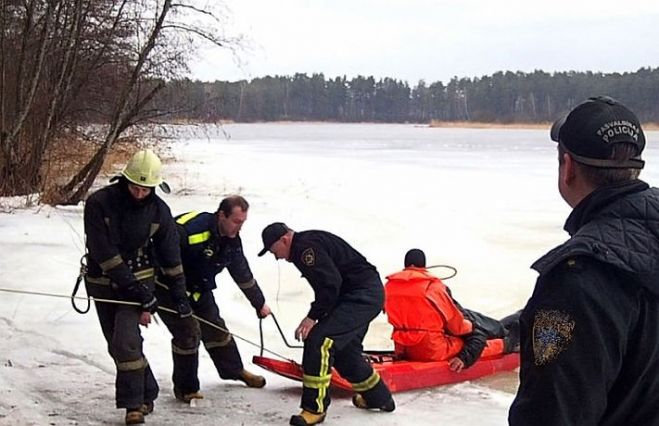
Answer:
[{"left": 122, "top": 149, "right": 163, "bottom": 187}]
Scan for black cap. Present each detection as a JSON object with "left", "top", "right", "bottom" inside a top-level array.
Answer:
[
  {"left": 404, "top": 248, "right": 426, "bottom": 268},
  {"left": 550, "top": 96, "right": 645, "bottom": 169},
  {"left": 258, "top": 222, "right": 290, "bottom": 256}
]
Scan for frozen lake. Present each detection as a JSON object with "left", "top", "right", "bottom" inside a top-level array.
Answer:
[
  {"left": 166, "top": 120, "right": 659, "bottom": 399},
  {"left": 2, "top": 122, "right": 658, "bottom": 425},
  {"left": 165, "top": 122, "right": 659, "bottom": 331}
]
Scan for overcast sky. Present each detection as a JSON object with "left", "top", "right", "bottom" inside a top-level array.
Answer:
[{"left": 189, "top": 0, "right": 659, "bottom": 84}]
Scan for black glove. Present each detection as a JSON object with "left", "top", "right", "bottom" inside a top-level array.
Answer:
[
  {"left": 165, "top": 274, "right": 192, "bottom": 318},
  {"left": 142, "top": 295, "right": 159, "bottom": 314},
  {"left": 126, "top": 281, "right": 158, "bottom": 313},
  {"left": 176, "top": 299, "right": 193, "bottom": 318}
]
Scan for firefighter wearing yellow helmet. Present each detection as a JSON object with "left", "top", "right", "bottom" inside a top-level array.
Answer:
[
  {"left": 83, "top": 149, "right": 194, "bottom": 425},
  {"left": 121, "top": 149, "right": 170, "bottom": 193}
]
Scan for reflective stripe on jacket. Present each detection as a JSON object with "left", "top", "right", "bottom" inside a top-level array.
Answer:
[
  {"left": 84, "top": 181, "right": 184, "bottom": 292},
  {"left": 174, "top": 211, "right": 265, "bottom": 310}
]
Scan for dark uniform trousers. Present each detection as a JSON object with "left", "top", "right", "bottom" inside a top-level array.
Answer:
[
  {"left": 463, "top": 310, "right": 506, "bottom": 337},
  {"left": 157, "top": 287, "right": 245, "bottom": 393},
  {"left": 301, "top": 285, "right": 392, "bottom": 414},
  {"left": 154, "top": 283, "right": 201, "bottom": 395},
  {"left": 87, "top": 281, "right": 158, "bottom": 409}
]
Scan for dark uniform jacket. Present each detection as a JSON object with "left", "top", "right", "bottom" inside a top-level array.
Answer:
[
  {"left": 175, "top": 211, "right": 265, "bottom": 310},
  {"left": 510, "top": 180, "right": 659, "bottom": 426},
  {"left": 84, "top": 180, "right": 187, "bottom": 305},
  {"left": 289, "top": 230, "right": 381, "bottom": 321}
]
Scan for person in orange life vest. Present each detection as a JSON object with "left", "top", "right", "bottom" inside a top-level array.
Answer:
[{"left": 384, "top": 249, "right": 520, "bottom": 372}]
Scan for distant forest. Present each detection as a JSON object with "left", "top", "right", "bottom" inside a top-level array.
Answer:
[{"left": 153, "top": 68, "right": 659, "bottom": 124}]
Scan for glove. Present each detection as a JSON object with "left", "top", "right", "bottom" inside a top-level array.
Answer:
[
  {"left": 142, "top": 295, "right": 159, "bottom": 314},
  {"left": 176, "top": 299, "right": 193, "bottom": 319},
  {"left": 165, "top": 275, "right": 192, "bottom": 318},
  {"left": 126, "top": 281, "right": 158, "bottom": 313}
]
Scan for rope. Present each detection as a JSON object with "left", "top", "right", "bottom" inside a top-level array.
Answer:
[
  {"left": 0, "top": 287, "right": 291, "bottom": 361},
  {"left": 426, "top": 264, "right": 458, "bottom": 280}
]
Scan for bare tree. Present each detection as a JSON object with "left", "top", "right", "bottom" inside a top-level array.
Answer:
[{"left": 0, "top": 0, "right": 236, "bottom": 204}]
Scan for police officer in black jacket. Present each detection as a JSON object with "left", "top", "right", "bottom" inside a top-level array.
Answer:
[
  {"left": 258, "top": 223, "right": 395, "bottom": 426},
  {"left": 509, "top": 97, "right": 659, "bottom": 425},
  {"left": 156, "top": 195, "right": 271, "bottom": 403},
  {"left": 84, "top": 150, "right": 192, "bottom": 425}
]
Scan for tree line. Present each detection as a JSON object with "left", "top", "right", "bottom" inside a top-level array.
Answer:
[
  {"left": 153, "top": 68, "right": 659, "bottom": 124},
  {"left": 3, "top": 2, "right": 658, "bottom": 202}
]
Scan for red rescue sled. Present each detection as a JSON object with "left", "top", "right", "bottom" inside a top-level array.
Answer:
[{"left": 253, "top": 351, "right": 519, "bottom": 393}]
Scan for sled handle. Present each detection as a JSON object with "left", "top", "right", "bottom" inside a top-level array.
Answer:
[{"left": 259, "top": 313, "right": 304, "bottom": 356}]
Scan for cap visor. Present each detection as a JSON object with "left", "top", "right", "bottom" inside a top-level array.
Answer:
[
  {"left": 258, "top": 248, "right": 268, "bottom": 257},
  {"left": 550, "top": 115, "right": 566, "bottom": 142}
]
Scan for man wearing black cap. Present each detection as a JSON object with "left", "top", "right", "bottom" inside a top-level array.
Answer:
[
  {"left": 258, "top": 223, "right": 395, "bottom": 426},
  {"left": 509, "top": 96, "right": 659, "bottom": 425}
]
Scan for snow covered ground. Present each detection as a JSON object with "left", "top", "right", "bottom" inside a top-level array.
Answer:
[{"left": 2, "top": 123, "right": 658, "bottom": 425}]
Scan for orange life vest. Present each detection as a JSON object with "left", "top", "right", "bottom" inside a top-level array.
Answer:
[{"left": 384, "top": 267, "right": 503, "bottom": 362}]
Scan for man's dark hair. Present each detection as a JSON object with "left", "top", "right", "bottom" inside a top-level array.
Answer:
[
  {"left": 217, "top": 195, "right": 249, "bottom": 217},
  {"left": 559, "top": 143, "right": 641, "bottom": 187}
]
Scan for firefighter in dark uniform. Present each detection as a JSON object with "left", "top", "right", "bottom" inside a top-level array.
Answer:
[
  {"left": 84, "top": 149, "right": 192, "bottom": 425},
  {"left": 509, "top": 97, "right": 659, "bottom": 425},
  {"left": 258, "top": 222, "right": 395, "bottom": 426},
  {"left": 156, "top": 195, "right": 271, "bottom": 403}
]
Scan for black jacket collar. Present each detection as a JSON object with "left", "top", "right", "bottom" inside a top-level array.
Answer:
[{"left": 564, "top": 180, "right": 649, "bottom": 236}]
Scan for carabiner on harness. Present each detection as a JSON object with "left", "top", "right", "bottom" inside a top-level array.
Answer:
[{"left": 71, "top": 254, "right": 91, "bottom": 314}]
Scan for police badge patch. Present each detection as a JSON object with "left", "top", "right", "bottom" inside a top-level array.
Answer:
[
  {"left": 301, "top": 248, "right": 315, "bottom": 266},
  {"left": 532, "top": 309, "right": 575, "bottom": 366}
]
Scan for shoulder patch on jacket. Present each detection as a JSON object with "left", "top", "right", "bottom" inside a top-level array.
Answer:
[
  {"left": 532, "top": 309, "right": 575, "bottom": 366},
  {"left": 301, "top": 248, "right": 315, "bottom": 266}
]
